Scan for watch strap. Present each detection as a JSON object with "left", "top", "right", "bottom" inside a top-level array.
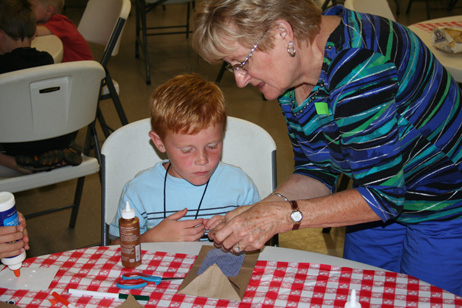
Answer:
[{"left": 290, "top": 200, "right": 301, "bottom": 230}]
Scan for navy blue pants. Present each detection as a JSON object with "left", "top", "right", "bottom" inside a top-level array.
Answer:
[{"left": 343, "top": 218, "right": 462, "bottom": 296}]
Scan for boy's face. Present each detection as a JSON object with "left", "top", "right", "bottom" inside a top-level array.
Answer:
[{"left": 150, "top": 123, "right": 224, "bottom": 186}]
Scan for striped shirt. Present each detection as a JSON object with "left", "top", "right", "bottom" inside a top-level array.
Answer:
[{"left": 279, "top": 6, "right": 462, "bottom": 223}]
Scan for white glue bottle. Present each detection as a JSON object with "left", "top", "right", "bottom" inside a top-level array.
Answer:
[
  {"left": 0, "top": 192, "right": 26, "bottom": 277},
  {"left": 119, "top": 201, "right": 141, "bottom": 268},
  {"left": 344, "top": 289, "right": 362, "bottom": 308}
]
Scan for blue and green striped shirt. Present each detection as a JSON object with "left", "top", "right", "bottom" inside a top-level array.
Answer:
[{"left": 279, "top": 6, "right": 462, "bottom": 224}]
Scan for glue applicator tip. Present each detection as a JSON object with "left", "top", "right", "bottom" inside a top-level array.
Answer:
[{"left": 13, "top": 269, "right": 20, "bottom": 277}]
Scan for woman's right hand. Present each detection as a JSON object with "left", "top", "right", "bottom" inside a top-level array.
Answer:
[{"left": 209, "top": 201, "right": 287, "bottom": 252}]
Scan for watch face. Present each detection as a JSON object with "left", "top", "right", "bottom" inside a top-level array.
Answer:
[{"left": 291, "top": 211, "right": 303, "bottom": 222}]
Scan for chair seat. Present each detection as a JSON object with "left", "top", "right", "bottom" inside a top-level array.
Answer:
[
  {"left": 101, "top": 79, "right": 119, "bottom": 96},
  {"left": 0, "top": 155, "right": 99, "bottom": 193}
]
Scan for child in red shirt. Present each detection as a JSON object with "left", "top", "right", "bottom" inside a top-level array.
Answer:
[{"left": 30, "top": 0, "right": 93, "bottom": 62}]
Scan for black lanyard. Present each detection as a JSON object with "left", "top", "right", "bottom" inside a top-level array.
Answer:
[{"left": 163, "top": 162, "right": 210, "bottom": 219}]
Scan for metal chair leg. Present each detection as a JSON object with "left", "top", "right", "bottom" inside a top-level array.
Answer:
[
  {"left": 394, "top": 0, "right": 400, "bottom": 15},
  {"left": 97, "top": 107, "right": 113, "bottom": 138},
  {"left": 215, "top": 62, "right": 227, "bottom": 84},
  {"left": 135, "top": 0, "right": 152, "bottom": 85},
  {"left": 185, "top": 2, "right": 191, "bottom": 38},
  {"left": 406, "top": 0, "right": 413, "bottom": 14},
  {"left": 69, "top": 177, "right": 85, "bottom": 228},
  {"left": 135, "top": 0, "right": 141, "bottom": 59},
  {"left": 104, "top": 74, "right": 129, "bottom": 125}
]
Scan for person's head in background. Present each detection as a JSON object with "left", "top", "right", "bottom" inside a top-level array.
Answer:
[
  {"left": 0, "top": 0, "right": 36, "bottom": 54},
  {"left": 149, "top": 73, "right": 227, "bottom": 186},
  {"left": 29, "top": 0, "right": 64, "bottom": 24}
]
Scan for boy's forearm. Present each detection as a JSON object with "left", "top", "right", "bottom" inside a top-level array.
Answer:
[{"left": 35, "top": 25, "right": 52, "bottom": 36}]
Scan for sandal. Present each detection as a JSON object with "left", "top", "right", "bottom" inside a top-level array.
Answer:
[
  {"left": 16, "top": 150, "right": 65, "bottom": 172},
  {"left": 16, "top": 154, "right": 41, "bottom": 168},
  {"left": 63, "top": 142, "right": 82, "bottom": 166},
  {"left": 39, "top": 149, "right": 64, "bottom": 168}
]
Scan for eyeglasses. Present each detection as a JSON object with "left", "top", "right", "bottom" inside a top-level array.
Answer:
[{"left": 225, "top": 31, "right": 267, "bottom": 76}]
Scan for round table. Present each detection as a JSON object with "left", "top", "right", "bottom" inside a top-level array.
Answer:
[
  {"left": 141, "top": 241, "right": 386, "bottom": 271},
  {"left": 408, "top": 16, "right": 462, "bottom": 83},
  {"left": 31, "top": 34, "right": 63, "bottom": 63}
]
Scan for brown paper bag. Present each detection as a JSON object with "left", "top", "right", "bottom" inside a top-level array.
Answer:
[
  {"left": 177, "top": 245, "right": 259, "bottom": 301},
  {"left": 115, "top": 294, "right": 145, "bottom": 308}
]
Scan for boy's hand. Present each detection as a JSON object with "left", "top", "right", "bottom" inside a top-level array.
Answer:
[
  {"left": 0, "top": 225, "right": 27, "bottom": 259},
  {"left": 205, "top": 215, "right": 224, "bottom": 230},
  {"left": 141, "top": 208, "right": 206, "bottom": 242}
]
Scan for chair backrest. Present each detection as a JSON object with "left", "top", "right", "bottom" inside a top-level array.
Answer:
[
  {"left": 101, "top": 116, "right": 277, "bottom": 245},
  {"left": 0, "top": 61, "right": 105, "bottom": 143},
  {"left": 78, "top": 0, "right": 131, "bottom": 58},
  {"left": 344, "top": 0, "right": 396, "bottom": 21}
]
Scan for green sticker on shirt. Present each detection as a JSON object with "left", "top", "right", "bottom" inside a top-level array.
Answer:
[{"left": 314, "top": 102, "right": 329, "bottom": 115}]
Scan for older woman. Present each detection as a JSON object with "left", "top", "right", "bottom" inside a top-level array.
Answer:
[{"left": 193, "top": 0, "right": 462, "bottom": 296}]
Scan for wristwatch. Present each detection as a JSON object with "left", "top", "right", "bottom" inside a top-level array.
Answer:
[{"left": 289, "top": 200, "right": 303, "bottom": 230}]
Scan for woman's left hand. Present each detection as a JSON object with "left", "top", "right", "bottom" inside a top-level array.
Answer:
[{"left": 210, "top": 201, "right": 287, "bottom": 253}]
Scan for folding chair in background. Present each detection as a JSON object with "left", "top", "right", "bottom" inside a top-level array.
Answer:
[
  {"left": 78, "top": 0, "right": 132, "bottom": 137},
  {"left": 0, "top": 61, "right": 105, "bottom": 228}
]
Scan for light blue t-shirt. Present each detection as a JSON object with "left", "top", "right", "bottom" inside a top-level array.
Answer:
[{"left": 109, "top": 161, "right": 260, "bottom": 238}]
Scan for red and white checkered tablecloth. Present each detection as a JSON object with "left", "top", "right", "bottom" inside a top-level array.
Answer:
[
  {"left": 414, "top": 21, "right": 462, "bottom": 32},
  {"left": 0, "top": 246, "right": 461, "bottom": 308}
]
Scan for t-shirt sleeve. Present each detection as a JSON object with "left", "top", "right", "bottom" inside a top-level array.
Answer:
[{"left": 327, "top": 48, "right": 405, "bottom": 221}]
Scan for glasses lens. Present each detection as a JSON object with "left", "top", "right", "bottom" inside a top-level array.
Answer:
[
  {"left": 224, "top": 63, "right": 248, "bottom": 75},
  {"left": 234, "top": 64, "right": 247, "bottom": 75},
  {"left": 224, "top": 62, "right": 234, "bottom": 73}
]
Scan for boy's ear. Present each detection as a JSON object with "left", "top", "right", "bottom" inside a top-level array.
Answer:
[
  {"left": 45, "top": 5, "right": 55, "bottom": 18},
  {"left": 149, "top": 131, "right": 166, "bottom": 153}
]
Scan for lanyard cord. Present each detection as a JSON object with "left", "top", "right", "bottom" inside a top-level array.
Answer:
[{"left": 163, "top": 162, "right": 210, "bottom": 219}]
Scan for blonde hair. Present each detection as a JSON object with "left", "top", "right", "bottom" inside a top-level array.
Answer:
[
  {"left": 150, "top": 73, "right": 227, "bottom": 140},
  {"left": 192, "top": 0, "right": 322, "bottom": 64},
  {"left": 37, "top": 0, "right": 65, "bottom": 14}
]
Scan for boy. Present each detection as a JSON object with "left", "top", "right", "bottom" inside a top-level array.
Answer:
[
  {"left": 0, "top": 0, "right": 81, "bottom": 173},
  {"left": 30, "top": 0, "right": 93, "bottom": 62},
  {"left": 0, "top": 0, "right": 52, "bottom": 73},
  {"left": 109, "top": 74, "right": 260, "bottom": 243}
]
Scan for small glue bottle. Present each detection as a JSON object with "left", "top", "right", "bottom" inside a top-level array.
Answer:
[
  {"left": 0, "top": 192, "right": 26, "bottom": 277},
  {"left": 344, "top": 289, "right": 362, "bottom": 308},
  {"left": 119, "top": 201, "right": 141, "bottom": 268}
]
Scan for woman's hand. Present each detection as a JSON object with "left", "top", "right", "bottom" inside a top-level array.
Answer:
[
  {"left": 210, "top": 201, "right": 287, "bottom": 253},
  {"left": 205, "top": 205, "right": 253, "bottom": 232},
  {"left": 141, "top": 208, "right": 206, "bottom": 242}
]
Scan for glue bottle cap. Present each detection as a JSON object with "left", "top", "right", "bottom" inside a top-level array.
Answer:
[
  {"left": 344, "top": 289, "right": 361, "bottom": 308},
  {"left": 121, "top": 201, "right": 135, "bottom": 219},
  {"left": 13, "top": 269, "right": 21, "bottom": 277}
]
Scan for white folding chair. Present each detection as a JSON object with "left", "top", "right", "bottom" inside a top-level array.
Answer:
[
  {"left": 78, "top": 0, "right": 132, "bottom": 137},
  {"left": 344, "top": 0, "right": 396, "bottom": 21},
  {"left": 135, "top": 0, "right": 195, "bottom": 85},
  {"left": 0, "top": 61, "right": 105, "bottom": 228},
  {"left": 101, "top": 116, "right": 277, "bottom": 245}
]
